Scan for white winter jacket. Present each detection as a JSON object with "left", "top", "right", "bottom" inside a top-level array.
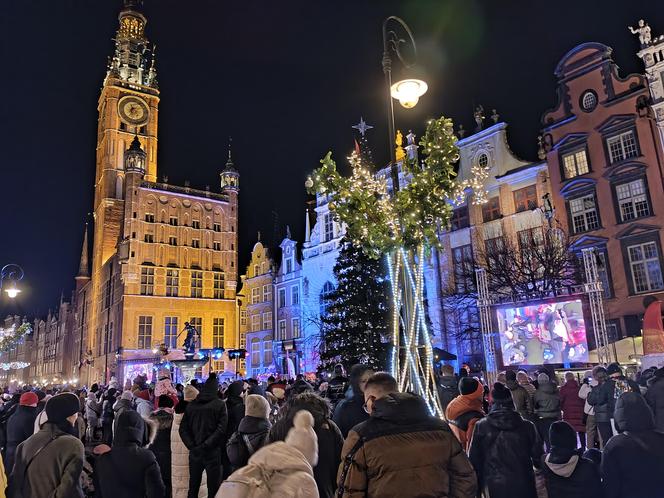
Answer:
[
  {"left": 578, "top": 380, "right": 597, "bottom": 415},
  {"left": 216, "top": 441, "right": 319, "bottom": 498},
  {"left": 171, "top": 411, "right": 207, "bottom": 498}
]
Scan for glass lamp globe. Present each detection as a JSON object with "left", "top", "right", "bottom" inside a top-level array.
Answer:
[
  {"left": 390, "top": 78, "right": 428, "bottom": 109},
  {"left": 5, "top": 283, "right": 20, "bottom": 299}
]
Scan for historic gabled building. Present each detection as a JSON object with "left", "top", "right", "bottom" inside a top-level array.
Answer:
[
  {"left": 542, "top": 41, "right": 664, "bottom": 346},
  {"left": 73, "top": 0, "right": 240, "bottom": 385},
  {"left": 273, "top": 233, "right": 304, "bottom": 376},
  {"left": 238, "top": 240, "right": 275, "bottom": 377}
]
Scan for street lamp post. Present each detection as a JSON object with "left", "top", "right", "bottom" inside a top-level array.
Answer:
[{"left": 0, "top": 264, "right": 24, "bottom": 299}]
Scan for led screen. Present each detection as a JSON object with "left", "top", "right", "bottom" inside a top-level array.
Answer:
[{"left": 496, "top": 298, "right": 589, "bottom": 366}]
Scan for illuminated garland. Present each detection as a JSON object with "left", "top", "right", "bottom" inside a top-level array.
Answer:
[
  {"left": 0, "top": 323, "right": 32, "bottom": 353},
  {"left": 0, "top": 362, "right": 30, "bottom": 371},
  {"left": 307, "top": 117, "right": 460, "bottom": 256}
]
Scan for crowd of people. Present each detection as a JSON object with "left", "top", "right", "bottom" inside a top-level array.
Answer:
[{"left": 0, "top": 361, "right": 660, "bottom": 497}]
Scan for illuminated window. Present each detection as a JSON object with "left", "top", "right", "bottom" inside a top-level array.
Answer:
[
  {"left": 213, "top": 318, "right": 224, "bottom": 348},
  {"left": 164, "top": 317, "right": 178, "bottom": 349},
  {"left": 324, "top": 213, "right": 334, "bottom": 242},
  {"left": 562, "top": 150, "right": 589, "bottom": 179},
  {"left": 607, "top": 131, "right": 638, "bottom": 164},
  {"left": 262, "top": 312, "right": 272, "bottom": 330},
  {"left": 140, "top": 267, "right": 154, "bottom": 295},
  {"left": 251, "top": 314, "right": 260, "bottom": 332},
  {"left": 263, "top": 284, "right": 271, "bottom": 302},
  {"left": 292, "top": 318, "right": 301, "bottom": 338},
  {"left": 240, "top": 309, "right": 247, "bottom": 326},
  {"left": 213, "top": 273, "right": 224, "bottom": 299},
  {"left": 278, "top": 320, "right": 286, "bottom": 340},
  {"left": 190, "top": 271, "right": 203, "bottom": 298},
  {"left": 166, "top": 269, "right": 179, "bottom": 297},
  {"left": 482, "top": 197, "right": 501, "bottom": 223},
  {"left": 137, "top": 316, "right": 152, "bottom": 349},
  {"left": 513, "top": 185, "right": 538, "bottom": 212},
  {"left": 252, "top": 287, "right": 260, "bottom": 304}
]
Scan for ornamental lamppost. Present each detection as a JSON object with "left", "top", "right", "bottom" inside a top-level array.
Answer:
[{"left": 0, "top": 264, "right": 24, "bottom": 299}]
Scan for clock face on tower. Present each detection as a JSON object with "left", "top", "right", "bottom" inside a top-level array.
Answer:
[{"left": 118, "top": 96, "right": 149, "bottom": 126}]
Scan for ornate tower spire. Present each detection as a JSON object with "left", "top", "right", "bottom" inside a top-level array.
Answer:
[
  {"left": 124, "top": 135, "right": 147, "bottom": 173},
  {"left": 76, "top": 223, "right": 90, "bottom": 280},
  {"left": 221, "top": 138, "right": 240, "bottom": 192}
]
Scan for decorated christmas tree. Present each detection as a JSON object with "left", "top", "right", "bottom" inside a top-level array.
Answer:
[{"left": 319, "top": 237, "right": 390, "bottom": 372}]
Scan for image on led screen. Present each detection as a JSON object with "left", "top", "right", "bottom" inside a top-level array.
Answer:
[{"left": 496, "top": 299, "right": 589, "bottom": 366}]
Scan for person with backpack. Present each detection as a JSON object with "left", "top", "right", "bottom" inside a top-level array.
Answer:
[
  {"left": 179, "top": 373, "right": 228, "bottom": 498},
  {"left": 437, "top": 364, "right": 459, "bottom": 416},
  {"left": 468, "top": 382, "right": 542, "bottom": 498},
  {"left": 216, "top": 409, "right": 319, "bottom": 498},
  {"left": 337, "top": 372, "right": 476, "bottom": 498},
  {"left": 8, "top": 393, "right": 85, "bottom": 498},
  {"left": 94, "top": 410, "right": 165, "bottom": 498},
  {"left": 226, "top": 394, "right": 271, "bottom": 470},
  {"left": 445, "top": 376, "right": 485, "bottom": 452}
]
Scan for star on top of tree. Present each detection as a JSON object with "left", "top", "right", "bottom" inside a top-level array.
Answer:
[{"left": 352, "top": 117, "right": 374, "bottom": 137}]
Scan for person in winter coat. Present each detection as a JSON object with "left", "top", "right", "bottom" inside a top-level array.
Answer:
[
  {"left": 85, "top": 391, "right": 101, "bottom": 442},
  {"left": 0, "top": 393, "right": 20, "bottom": 454},
  {"left": 445, "top": 376, "right": 485, "bottom": 452},
  {"left": 540, "top": 420, "right": 602, "bottom": 498},
  {"left": 147, "top": 395, "right": 174, "bottom": 498},
  {"left": 8, "top": 393, "right": 85, "bottom": 498},
  {"left": 5, "top": 392, "right": 39, "bottom": 474},
  {"left": 180, "top": 373, "right": 228, "bottom": 498},
  {"left": 602, "top": 392, "right": 664, "bottom": 498},
  {"left": 225, "top": 380, "right": 245, "bottom": 436},
  {"left": 332, "top": 364, "right": 373, "bottom": 438},
  {"left": 505, "top": 370, "right": 533, "bottom": 420},
  {"left": 587, "top": 363, "right": 639, "bottom": 447},
  {"left": 135, "top": 389, "right": 153, "bottom": 419},
  {"left": 171, "top": 385, "right": 206, "bottom": 498},
  {"left": 325, "top": 364, "right": 348, "bottom": 411},
  {"left": 558, "top": 372, "right": 586, "bottom": 449},
  {"left": 33, "top": 394, "right": 52, "bottom": 434},
  {"left": 578, "top": 370, "right": 599, "bottom": 449},
  {"left": 469, "top": 382, "right": 542, "bottom": 498},
  {"left": 533, "top": 373, "right": 560, "bottom": 451},
  {"left": 217, "top": 410, "right": 320, "bottom": 498},
  {"left": 95, "top": 410, "right": 165, "bottom": 498},
  {"left": 338, "top": 373, "right": 477, "bottom": 498},
  {"left": 518, "top": 371, "right": 536, "bottom": 401},
  {"left": 645, "top": 365, "right": 664, "bottom": 432},
  {"left": 100, "top": 387, "right": 117, "bottom": 446},
  {"left": 113, "top": 390, "right": 134, "bottom": 436},
  {"left": 270, "top": 392, "right": 343, "bottom": 498},
  {"left": 226, "top": 394, "right": 271, "bottom": 470},
  {"left": 437, "top": 364, "right": 459, "bottom": 417}
]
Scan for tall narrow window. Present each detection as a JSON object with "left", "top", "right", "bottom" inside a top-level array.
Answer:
[
  {"left": 189, "top": 317, "right": 202, "bottom": 340},
  {"left": 627, "top": 241, "right": 664, "bottom": 293},
  {"left": 213, "top": 223, "right": 221, "bottom": 232},
  {"left": 251, "top": 314, "right": 260, "bottom": 332},
  {"left": 262, "top": 311, "right": 272, "bottom": 330},
  {"left": 166, "top": 269, "right": 179, "bottom": 297},
  {"left": 240, "top": 309, "right": 247, "bottom": 326},
  {"left": 191, "top": 239, "right": 200, "bottom": 248},
  {"left": 278, "top": 320, "right": 286, "bottom": 340},
  {"left": 103, "top": 323, "right": 110, "bottom": 354},
  {"left": 562, "top": 150, "right": 589, "bottom": 179},
  {"left": 278, "top": 289, "right": 286, "bottom": 308},
  {"left": 145, "top": 213, "right": 155, "bottom": 223},
  {"left": 324, "top": 213, "right": 334, "bottom": 242},
  {"left": 192, "top": 220, "right": 201, "bottom": 229},
  {"left": 569, "top": 194, "right": 600, "bottom": 233},
  {"left": 138, "top": 316, "right": 153, "bottom": 349},
  {"left": 292, "top": 318, "right": 301, "bottom": 338},
  {"left": 320, "top": 282, "right": 335, "bottom": 316},
  {"left": 607, "top": 130, "right": 638, "bottom": 164},
  {"left": 252, "top": 287, "right": 260, "bottom": 304},
  {"left": 263, "top": 335, "right": 273, "bottom": 365},
  {"left": 169, "top": 217, "right": 178, "bottom": 226},
  {"left": 286, "top": 258, "right": 293, "bottom": 274},
  {"left": 213, "top": 318, "right": 225, "bottom": 348},
  {"left": 452, "top": 245, "right": 475, "bottom": 293},
  {"left": 164, "top": 316, "right": 178, "bottom": 349},
  {"left": 140, "top": 267, "right": 154, "bottom": 295},
  {"left": 263, "top": 284, "right": 271, "bottom": 302},
  {"left": 251, "top": 338, "right": 260, "bottom": 367},
  {"left": 616, "top": 179, "right": 650, "bottom": 221},
  {"left": 213, "top": 273, "right": 224, "bottom": 299},
  {"left": 191, "top": 271, "right": 203, "bottom": 298},
  {"left": 291, "top": 285, "right": 300, "bottom": 305}
]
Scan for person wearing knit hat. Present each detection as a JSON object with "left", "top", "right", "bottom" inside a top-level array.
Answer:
[
  {"left": 8, "top": 392, "right": 85, "bottom": 498},
  {"left": 5, "top": 392, "right": 40, "bottom": 473},
  {"left": 446, "top": 377, "right": 485, "bottom": 451},
  {"left": 226, "top": 394, "right": 272, "bottom": 469},
  {"left": 218, "top": 410, "right": 319, "bottom": 497},
  {"left": 469, "top": 383, "right": 542, "bottom": 498},
  {"left": 539, "top": 420, "right": 602, "bottom": 498},
  {"left": 113, "top": 390, "right": 135, "bottom": 438},
  {"left": 534, "top": 372, "right": 561, "bottom": 451},
  {"left": 183, "top": 384, "right": 199, "bottom": 402}
]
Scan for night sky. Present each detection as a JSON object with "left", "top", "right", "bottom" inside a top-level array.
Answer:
[{"left": 1, "top": 0, "right": 663, "bottom": 317}]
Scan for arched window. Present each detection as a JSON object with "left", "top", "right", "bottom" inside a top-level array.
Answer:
[{"left": 319, "top": 281, "right": 335, "bottom": 317}]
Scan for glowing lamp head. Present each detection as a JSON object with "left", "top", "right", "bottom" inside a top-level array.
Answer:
[
  {"left": 5, "top": 284, "right": 20, "bottom": 299},
  {"left": 390, "top": 78, "right": 428, "bottom": 109}
]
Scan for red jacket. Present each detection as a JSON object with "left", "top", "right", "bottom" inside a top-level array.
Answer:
[{"left": 559, "top": 379, "right": 585, "bottom": 432}]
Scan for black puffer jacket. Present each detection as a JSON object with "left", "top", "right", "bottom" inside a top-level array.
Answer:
[
  {"left": 225, "top": 381, "right": 245, "bottom": 436},
  {"left": 226, "top": 415, "right": 271, "bottom": 469},
  {"left": 602, "top": 392, "right": 664, "bottom": 498},
  {"left": 469, "top": 403, "right": 542, "bottom": 498},
  {"left": 587, "top": 377, "right": 640, "bottom": 423},
  {"left": 147, "top": 408, "right": 173, "bottom": 496},
  {"left": 5, "top": 405, "right": 37, "bottom": 473},
  {"left": 179, "top": 374, "right": 228, "bottom": 457},
  {"left": 541, "top": 449, "right": 602, "bottom": 498},
  {"left": 438, "top": 375, "right": 459, "bottom": 416},
  {"left": 645, "top": 367, "right": 664, "bottom": 432},
  {"left": 534, "top": 381, "right": 561, "bottom": 420},
  {"left": 270, "top": 392, "right": 344, "bottom": 498},
  {"left": 332, "top": 394, "right": 368, "bottom": 439},
  {"left": 95, "top": 410, "right": 165, "bottom": 498}
]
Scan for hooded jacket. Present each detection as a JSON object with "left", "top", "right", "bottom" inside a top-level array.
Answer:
[
  {"left": 270, "top": 393, "right": 343, "bottom": 498},
  {"left": 95, "top": 410, "right": 165, "bottom": 498},
  {"left": 112, "top": 397, "right": 133, "bottom": 436},
  {"left": 5, "top": 405, "right": 37, "bottom": 473},
  {"left": 602, "top": 392, "right": 664, "bottom": 498},
  {"left": 332, "top": 372, "right": 369, "bottom": 439},
  {"left": 226, "top": 415, "right": 271, "bottom": 469},
  {"left": 445, "top": 382, "right": 484, "bottom": 452},
  {"left": 171, "top": 406, "right": 207, "bottom": 498},
  {"left": 147, "top": 408, "right": 174, "bottom": 495},
  {"left": 338, "top": 392, "right": 477, "bottom": 498},
  {"left": 559, "top": 380, "right": 585, "bottom": 432},
  {"left": 225, "top": 381, "right": 245, "bottom": 436},
  {"left": 540, "top": 449, "right": 601, "bottom": 498},
  {"left": 533, "top": 381, "right": 561, "bottom": 420},
  {"left": 468, "top": 402, "right": 542, "bottom": 498},
  {"left": 587, "top": 376, "right": 639, "bottom": 423},
  {"left": 180, "top": 376, "right": 228, "bottom": 458},
  {"left": 506, "top": 379, "right": 533, "bottom": 420},
  {"left": 438, "top": 375, "right": 460, "bottom": 415},
  {"left": 645, "top": 367, "right": 664, "bottom": 432}
]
